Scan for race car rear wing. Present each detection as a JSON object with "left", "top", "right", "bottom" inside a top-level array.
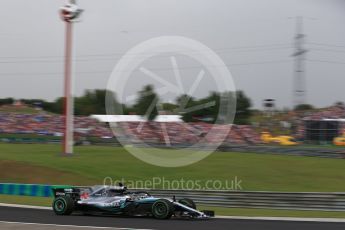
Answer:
[{"left": 52, "top": 186, "right": 91, "bottom": 199}]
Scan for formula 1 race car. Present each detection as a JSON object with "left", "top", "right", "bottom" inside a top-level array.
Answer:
[{"left": 52, "top": 185, "right": 214, "bottom": 219}]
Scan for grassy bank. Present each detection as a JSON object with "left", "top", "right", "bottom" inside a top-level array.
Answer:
[{"left": 1, "top": 143, "right": 345, "bottom": 191}]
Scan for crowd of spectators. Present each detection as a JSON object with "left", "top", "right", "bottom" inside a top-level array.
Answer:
[
  {"left": 116, "top": 122, "right": 261, "bottom": 145},
  {"left": 0, "top": 110, "right": 261, "bottom": 145},
  {"left": 302, "top": 104, "right": 345, "bottom": 121},
  {"left": 0, "top": 113, "right": 113, "bottom": 138},
  {"left": 295, "top": 104, "right": 345, "bottom": 139}
]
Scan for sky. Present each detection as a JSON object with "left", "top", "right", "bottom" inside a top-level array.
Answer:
[{"left": 0, "top": 0, "right": 344, "bottom": 109}]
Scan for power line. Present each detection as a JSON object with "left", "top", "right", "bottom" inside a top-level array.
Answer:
[
  {"left": 2, "top": 58, "right": 343, "bottom": 77},
  {"left": 0, "top": 47, "right": 293, "bottom": 64},
  {"left": 308, "top": 42, "right": 345, "bottom": 49},
  {"left": 0, "top": 59, "right": 292, "bottom": 77},
  {"left": 0, "top": 43, "right": 292, "bottom": 61},
  {"left": 307, "top": 59, "right": 345, "bottom": 65},
  {"left": 0, "top": 48, "right": 293, "bottom": 64},
  {"left": 308, "top": 48, "right": 345, "bottom": 54},
  {"left": 4, "top": 42, "right": 345, "bottom": 65}
]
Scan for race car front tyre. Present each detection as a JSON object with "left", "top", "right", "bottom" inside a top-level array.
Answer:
[
  {"left": 52, "top": 196, "right": 74, "bottom": 215},
  {"left": 178, "top": 198, "right": 196, "bottom": 209},
  {"left": 152, "top": 199, "right": 174, "bottom": 219}
]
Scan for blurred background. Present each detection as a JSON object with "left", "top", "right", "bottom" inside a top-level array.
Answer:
[{"left": 1, "top": 0, "right": 345, "bottom": 221}]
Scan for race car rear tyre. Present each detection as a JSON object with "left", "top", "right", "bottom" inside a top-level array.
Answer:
[
  {"left": 152, "top": 199, "right": 174, "bottom": 219},
  {"left": 178, "top": 198, "right": 196, "bottom": 209},
  {"left": 53, "top": 196, "right": 74, "bottom": 215}
]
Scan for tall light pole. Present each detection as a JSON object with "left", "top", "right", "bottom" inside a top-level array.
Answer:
[{"left": 60, "top": 0, "right": 83, "bottom": 155}]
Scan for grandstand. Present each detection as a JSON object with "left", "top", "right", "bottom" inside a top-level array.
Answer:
[
  {"left": 3, "top": 102, "right": 345, "bottom": 146},
  {"left": 0, "top": 105, "right": 261, "bottom": 146}
]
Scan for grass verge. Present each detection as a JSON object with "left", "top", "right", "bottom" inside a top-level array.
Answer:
[{"left": 1, "top": 143, "right": 345, "bottom": 191}]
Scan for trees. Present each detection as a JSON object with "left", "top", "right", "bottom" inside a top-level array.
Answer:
[
  {"left": 177, "top": 94, "right": 197, "bottom": 122},
  {"left": 72, "top": 90, "right": 121, "bottom": 115},
  {"left": 0, "top": 88, "right": 252, "bottom": 125},
  {"left": 234, "top": 91, "right": 252, "bottom": 125},
  {"left": 28, "top": 90, "right": 120, "bottom": 115},
  {"left": 178, "top": 92, "right": 220, "bottom": 123},
  {"left": 294, "top": 104, "right": 314, "bottom": 111},
  {"left": 75, "top": 90, "right": 108, "bottom": 115},
  {"left": 132, "top": 85, "right": 159, "bottom": 121},
  {"left": 0, "top": 98, "right": 14, "bottom": 106},
  {"left": 178, "top": 91, "right": 251, "bottom": 125}
]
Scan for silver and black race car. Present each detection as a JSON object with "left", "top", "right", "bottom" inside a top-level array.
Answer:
[{"left": 52, "top": 185, "right": 214, "bottom": 219}]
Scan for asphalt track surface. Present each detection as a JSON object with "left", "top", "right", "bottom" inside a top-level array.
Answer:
[{"left": 0, "top": 206, "right": 345, "bottom": 230}]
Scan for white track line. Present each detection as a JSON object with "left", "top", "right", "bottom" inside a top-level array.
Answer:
[
  {"left": 1, "top": 203, "right": 345, "bottom": 223},
  {"left": 0, "top": 221, "right": 153, "bottom": 230},
  {"left": 0, "top": 203, "right": 51, "bottom": 210},
  {"left": 216, "top": 215, "right": 345, "bottom": 223}
]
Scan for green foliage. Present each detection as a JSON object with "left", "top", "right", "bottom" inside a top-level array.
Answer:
[
  {"left": 10, "top": 99, "right": 60, "bottom": 114},
  {"left": 132, "top": 85, "right": 159, "bottom": 121},
  {"left": 28, "top": 90, "right": 121, "bottom": 115},
  {"left": 0, "top": 89, "right": 251, "bottom": 123},
  {"left": 294, "top": 104, "right": 314, "bottom": 111},
  {"left": 176, "top": 94, "right": 197, "bottom": 122},
  {"left": 178, "top": 92, "right": 220, "bottom": 123},
  {"left": 0, "top": 98, "right": 14, "bottom": 106},
  {"left": 75, "top": 90, "right": 106, "bottom": 115},
  {"left": 37, "top": 98, "right": 63, "bottom": 114},
  {"left": 162, "top": 103, "right": 178, "bottom": 112},
  {"left": 178, "top": 91, "right": 251, "bottom": 125},
  {"left": 235, "top": 91, "right": 252, "bottom": 124}
]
